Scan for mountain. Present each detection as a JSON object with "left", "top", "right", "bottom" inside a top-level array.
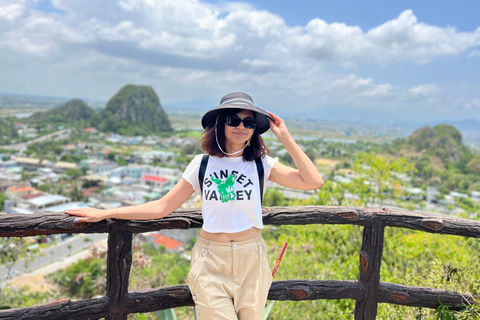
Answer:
[
  {"left": 28, "top": 99, "right": 95, "bottom": 125},
  {"left": 96, "top": 84, "right": 172, "bottom": 136},
  {"left": 406, "top": 124, "right": 470, "bottom": 163}
]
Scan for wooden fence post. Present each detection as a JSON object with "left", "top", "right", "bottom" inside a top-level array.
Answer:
[
  {"left": 355, "top": 219, "right": 385, "bottom": 320},
  {"left": 105, "top": 230, "right": 133, "bottom": 320}
]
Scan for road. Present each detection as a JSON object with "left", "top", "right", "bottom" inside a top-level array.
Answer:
[
  {"left": 0, "top": 233, "right": 107, "bottom": 284},
  {"left": 0, "top": 129, "right": 71, "bottom": 152}
]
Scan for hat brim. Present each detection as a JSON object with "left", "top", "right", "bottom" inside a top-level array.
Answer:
[{"left": 201, "top": 103, "right": 272, "bottom": 134}]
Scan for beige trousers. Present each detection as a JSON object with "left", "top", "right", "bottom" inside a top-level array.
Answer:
[{"left": 187, "top": 236, "right": 272, "bottom": 320}]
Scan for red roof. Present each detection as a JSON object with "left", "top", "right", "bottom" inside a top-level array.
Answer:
[
  {"left": 142, "top": 175, "right": 168, "bottom": 183},
  {"left": 82, "top": 187, "right": 99, "bottom": 197},
  {"left": 8, "top": 186, "right": 34, "bottom": 193},
  {"left": 21, "top": 193, "right": 44, "bottom": 200},
  {"left": 151, "top": 234, "right": 182, "bottom": 250}
]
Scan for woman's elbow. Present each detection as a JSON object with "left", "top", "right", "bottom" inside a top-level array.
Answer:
[
  {"left": 304, "top": 178, "right": 324, "bottom": 190},
  {"left": 312, "top": 179, "right": 324, "bottom": 190}
]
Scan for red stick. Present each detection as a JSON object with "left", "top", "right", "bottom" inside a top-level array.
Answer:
[{"left": 271, "top": 241, "right": 288, "bottom": 278}]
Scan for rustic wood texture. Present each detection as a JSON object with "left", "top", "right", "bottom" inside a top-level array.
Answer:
[
  {"left": 105, "top": 230, "right": 133, "bottom": 320},
  {"left": 1, "top": 280, "right": 475, "bottom": 319},
  {"left": 0, "top": 297, "right": 107, "bottom": 320},
  {"left": 377, "top": 282, "right": 479, "bottom": 311},
  {"left": 354, "top": 220, "right": 385, "bottom": 319},
  {"left": 1, "top": 206, "right": 479, "bottom": 320},
  {"left": 1, "top": 206, "right": 479, "bottom": 238}
]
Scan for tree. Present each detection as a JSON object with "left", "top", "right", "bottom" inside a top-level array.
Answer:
[
  {"left": 0, "top": 238, "right": 36, "bottom": 280},
  {"left": 0, "top": 193, "right": 7, "bottom": 212},
  {"left": 263, "top": 188, "right": 287, "bottom": 206},
  {"left": 467, "top": 157, "right": 480, "bottom": 175},
  {"left": 349, "top": 151, "right": 415, "bottom": 207}
]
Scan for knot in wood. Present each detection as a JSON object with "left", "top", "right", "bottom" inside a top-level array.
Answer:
[
  {"left": 169, "top": 289, "right": 188, "bottom": 297},
  {"left": 360, "top": 254, "right": 368, "bottom": 274},
  {"left": 44, "top": 298, "right": 70, "bottom": 307},
  {"left": 337, "top": 211, "right": 358, "bottom": 220},
  {"left": 287, "top": 289, "right": 309, "bottom": 299},
  {"left": 422, "top": 219, "right": 443, "bottom": 231},
  {"left": 391, "top": 293, "right": 408, "bottom": 302},
  {"left": 73, "top": 222, "right": 89, "bottom": 228}
]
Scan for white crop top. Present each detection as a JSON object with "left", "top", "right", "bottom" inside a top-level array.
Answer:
[{"left": 182, "top": 154, "right": 278, "bottom": 233}]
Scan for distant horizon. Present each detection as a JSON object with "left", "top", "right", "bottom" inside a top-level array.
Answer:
[{"left": 1, "top": 90, "right": 479, "bottom": 131}]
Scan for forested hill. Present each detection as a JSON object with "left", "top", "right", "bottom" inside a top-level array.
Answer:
[
  {"left": 95, "top": 84, "right": 172, "bottom": 136},
  {"left": 405, "top": 124, "right": 471, "bottom": 164},
  {"left": 28, "top": 99, "right": 95, "bottom": 126}
]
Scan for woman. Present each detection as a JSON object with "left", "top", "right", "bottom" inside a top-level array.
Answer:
[{"left": 66, "top": 92, "right": 323, "bottom": 320}]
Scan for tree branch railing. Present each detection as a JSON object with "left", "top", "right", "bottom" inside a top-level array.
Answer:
[{"left": 0, "top": 206, "right": 479, "bottom": 319}]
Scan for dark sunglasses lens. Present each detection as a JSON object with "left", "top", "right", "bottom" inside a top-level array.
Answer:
[
  {"left": 243, "top": 118, "right": 256, "bottom": 128},
  {"left": 226, "top": 115, "right": 256, "bottom": 128},
  {"left": 226, "top": 115, "right": 241, "bottom": 127}
]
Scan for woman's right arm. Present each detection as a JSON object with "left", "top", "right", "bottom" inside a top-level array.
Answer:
[{"left": 66, "top": 178, "right": 195, "bottom": 223}]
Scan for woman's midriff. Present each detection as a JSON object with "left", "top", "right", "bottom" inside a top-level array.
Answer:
[{"left": 199, "top": 227, "right": 262, "bottom": 242}]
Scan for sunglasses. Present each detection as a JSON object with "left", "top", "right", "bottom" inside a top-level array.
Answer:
[{"left": 226, "top": 115, "right": 257, "bottom": 129}]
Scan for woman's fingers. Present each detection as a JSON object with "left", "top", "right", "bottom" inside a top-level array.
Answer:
[{"left": 65, "top": 208, "right": 103, "bottom": 223}]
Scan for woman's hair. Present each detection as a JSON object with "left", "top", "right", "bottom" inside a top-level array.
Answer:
[{"left": 200, "top": 108, "right": 270, "bottom": 161}]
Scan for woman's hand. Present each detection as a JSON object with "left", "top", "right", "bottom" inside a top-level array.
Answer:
[
  {"left": 65, "top": 208, "right": 112, "bottom": 223},
  {"left": 268, "top": 112, "right": 290, "bottom": 140}
]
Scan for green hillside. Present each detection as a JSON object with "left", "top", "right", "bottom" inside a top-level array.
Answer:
[
  {"left": 95, "top": 84, "right": 172, "bottom": 136},
  {"left": 406, "top": 124, "right": 470, "bottom": 164},
  {"left": 28, "top": 99, "right": 95, "bottom": 127}
]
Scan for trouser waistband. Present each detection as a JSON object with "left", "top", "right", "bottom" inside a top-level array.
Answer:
[{"left": 196, "top": 235, "right": 264, "bottom": 250}]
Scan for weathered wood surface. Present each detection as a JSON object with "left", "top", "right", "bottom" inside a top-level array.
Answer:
[
  {"left": 105, "top": 231, "right": 132, "bottom": 320},
  {"left": 377, "top": 282, "right": 479, "bottom": 311},
  {"left": 354, "top": 220, "right": 385, "bottom": 319},
  {"left": 1, "top": 280, "right": 476, "bottom": 319},
  {"left": 1, "top": 206, "right": 479, "bottom": 320},
  {"left": 0, "top": 297, "right": 107, "bottom": 320},
  {"left": 1, "top": 206, "right": 479, "bottom": 238}
]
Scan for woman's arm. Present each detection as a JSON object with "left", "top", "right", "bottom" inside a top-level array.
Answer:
[
  {"left": 66, "top": 178, "right": 195, "bottom": 223},
  {"left": 267, "top": 112, "right": 324, "bottom": 190}
]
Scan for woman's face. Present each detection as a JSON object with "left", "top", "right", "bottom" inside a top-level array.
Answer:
[{"left": 224, "top": 110, "right": 255, "bottom": 146}]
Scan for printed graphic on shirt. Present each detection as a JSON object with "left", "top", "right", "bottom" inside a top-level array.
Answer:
[
  {"left": 211, "top": 175, "right": 236, "bottom": 203},
  {"left": 203, "top": 169, "right": 254, "bottom": 203}
]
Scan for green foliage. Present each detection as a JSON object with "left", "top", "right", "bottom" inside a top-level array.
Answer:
[
  {"left": 0, "top": 238, "right": 37, "bottom": 279},
  {"left": 0, "top": 192, "right": 7, "bottom": 211},
  {"left": 0, "top": 285, "right": 53, "bottom": 310},
  {"left": 309, "top": 151, "right": 414, "bottom": 208},
  {"left": 466, "top": 157, "right": 480, "bottom": 175},
  {"left": 95, "top": 84, "right": 173, "bottom": 136},
  {"left": 0, "top": 117, "right": 18, "bottom": 144},
  {"left": 49, "top": 256, "right": 106, "bottom": 298},
  {"left": 263, "top": 187, "right": 288, "bottom": 206},
  {"left": 263, "top": 224, "right": 362, "bottom": 319},
  {"left": 60, "top": 154, "right": 87, "bottom": 163},
  {"left": 408, "top": 125, "right": 470, "bottom": 165},
  {"left": 129, "top": 243, "right": 190, "bottom": 289},
  {"left": 27, "top": 99, "right": 95, "bottom": 128}
]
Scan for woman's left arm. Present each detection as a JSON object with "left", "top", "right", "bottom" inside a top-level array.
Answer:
[{"left": 267, "top": 112, "right": 324, "bottom": 190}]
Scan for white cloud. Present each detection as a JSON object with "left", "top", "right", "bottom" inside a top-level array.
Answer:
[
  {"left": 408, "top": 84, "right": 439, "bottom": 96},
  {"left": 0, "top": 3, "right": 24, "bottom": 21},
  {"left": 465, "top": 98, "right": 480, "bottom": 109},
  {"left": 0, "top": 1, "right": 479, "bottom": 122}
]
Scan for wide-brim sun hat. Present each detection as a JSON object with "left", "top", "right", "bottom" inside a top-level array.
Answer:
[{"left": 201, "top": 92, "right": 272, "bottom": 134}]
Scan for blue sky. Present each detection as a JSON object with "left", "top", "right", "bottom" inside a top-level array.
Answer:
[{"left": 0, "top": 0, "right": 479, "bottom": 123}]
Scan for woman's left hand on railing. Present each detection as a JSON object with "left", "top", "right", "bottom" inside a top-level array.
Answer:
[{"left": 65, "top": 208, "right": 113, "bottom": 223}]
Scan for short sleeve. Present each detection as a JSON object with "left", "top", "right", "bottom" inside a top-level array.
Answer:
[
  {"left": 182, "top": 154, "right": 203, "bottom": 193},
  {"left": 262, "top": 155, "right": 278, "bottom": 181}
]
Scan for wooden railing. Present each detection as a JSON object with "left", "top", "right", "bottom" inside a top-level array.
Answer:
[{"left": 0, "top": 206, "right": 479, "bottom": 319}]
